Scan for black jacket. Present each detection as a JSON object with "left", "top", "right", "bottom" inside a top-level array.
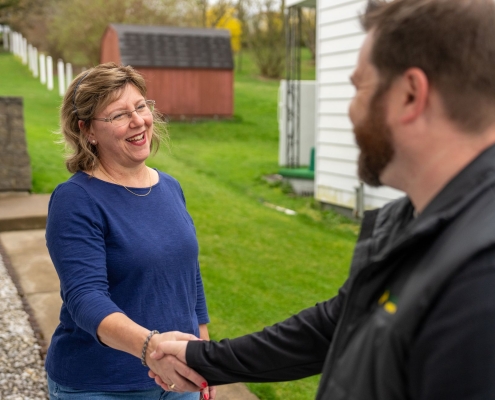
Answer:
[{"left": 187, "top": 145, "right": 495, "bottom": 399}]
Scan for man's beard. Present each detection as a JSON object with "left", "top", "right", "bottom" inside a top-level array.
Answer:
[{"left": 353, "top": 90, "right": 395, "bottom": 187}]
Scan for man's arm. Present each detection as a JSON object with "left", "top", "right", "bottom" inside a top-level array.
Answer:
[{"left": 152, "top": 292, "right": 345, "bottom": 386}]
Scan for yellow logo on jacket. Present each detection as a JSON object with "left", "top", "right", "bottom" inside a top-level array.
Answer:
[{"left": 378, "top": 290, "right": 398, "bottom": 314}]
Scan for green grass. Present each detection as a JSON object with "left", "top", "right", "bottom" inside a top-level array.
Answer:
[
  {"left": 0, "top": 48, "right": 357, "bottom": 400},
  {"left": 0, "top": 51, "right": 71, "bottom": 191}
]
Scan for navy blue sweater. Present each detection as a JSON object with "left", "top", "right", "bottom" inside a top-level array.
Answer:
[{"left": 45, "top": 170, "right": 209, "bottom": 391}]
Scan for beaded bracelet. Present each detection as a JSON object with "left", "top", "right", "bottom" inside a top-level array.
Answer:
[{"left": 141, "top": 330, "right": 159, "bottom": 367}]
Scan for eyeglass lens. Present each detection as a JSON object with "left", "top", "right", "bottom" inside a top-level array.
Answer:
[{"left": 111, "top": 101, "right": 154, "bottom": 127}]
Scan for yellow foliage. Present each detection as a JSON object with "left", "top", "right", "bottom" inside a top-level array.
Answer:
[{"left": 207, "top": 7, "right": 242, "bottom": 53}]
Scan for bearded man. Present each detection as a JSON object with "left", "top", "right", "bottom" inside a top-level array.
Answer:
[{"left": 147, "top": 1, "right": 495, "bottom": 399}]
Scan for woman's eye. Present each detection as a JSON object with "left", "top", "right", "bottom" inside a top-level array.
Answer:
[
  {"left": 112, "top": 113, "right": 126, "bottom": 121},
  {"left": 136, "top": 104, "right": 147, "bottom": 111}
]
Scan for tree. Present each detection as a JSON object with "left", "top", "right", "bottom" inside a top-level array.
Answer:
[
  {"left": 301, "top": 8, "right": 316, "bottom": 62},
  {"left": 46, "top": 0, "right": 189, "bottom": 66},
  {"left": 245, "top": 0, "right": 285, "bottom": 79},
  {"left": 0, "top": 0, "right": 51, "bottom": 50},
  {"left": 207, "top": 3, "right": 242, "bottom": 53}
]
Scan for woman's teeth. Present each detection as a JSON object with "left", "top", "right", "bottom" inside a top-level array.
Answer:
[{"left": 127, "top": 133, "right": 144, "bottom": 142}]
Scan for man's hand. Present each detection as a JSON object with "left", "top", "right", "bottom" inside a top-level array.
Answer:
[
  {"left": 148, "top": 340, "right": 216, "bottom": 399},
  {"left": 151, "top": 340, "right": 189, "bottom": 362},
  {"left": 146, "top": 334, "right": 208, "bottom": 393}
]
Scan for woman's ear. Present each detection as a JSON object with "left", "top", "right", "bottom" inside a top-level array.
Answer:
[
  {"left": 78, "top": 120, "right": 88, "bottom": 134},
  {"left": 78, "top": 120, "right": 96, "bottom": 145}
]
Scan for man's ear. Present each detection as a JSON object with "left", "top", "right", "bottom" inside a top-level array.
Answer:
[{"left": 397, "top": 67, "right": 429, "bottom": 124}]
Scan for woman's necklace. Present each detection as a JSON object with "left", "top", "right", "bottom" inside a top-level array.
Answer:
[{"left": 98, "top": 166, "right": 152, "bottom": 197}]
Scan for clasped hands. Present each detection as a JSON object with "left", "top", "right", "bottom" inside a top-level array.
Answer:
[{"left": 145, "top": 331, "right": 216, "bottom": 400}]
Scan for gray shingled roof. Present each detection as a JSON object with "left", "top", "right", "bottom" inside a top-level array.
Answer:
[{"left": 111, "top": 24, "right": 234, "bottom": 70}]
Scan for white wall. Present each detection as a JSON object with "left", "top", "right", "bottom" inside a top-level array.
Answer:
[{"left": 315, "top": 0, "right": 403, "bottom": 210}]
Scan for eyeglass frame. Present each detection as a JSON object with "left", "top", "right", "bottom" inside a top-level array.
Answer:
[{"left": 92, "top": 100, "right": 155, "bottom": 125}]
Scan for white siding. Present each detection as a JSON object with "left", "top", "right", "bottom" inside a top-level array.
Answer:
[{"left": 315, "top": 0, "right": 404, "bottom": 211}]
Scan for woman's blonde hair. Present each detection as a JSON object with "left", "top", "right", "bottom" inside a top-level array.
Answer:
[{"left": 60, "top": 62, "right": 166, "bottom": 173}]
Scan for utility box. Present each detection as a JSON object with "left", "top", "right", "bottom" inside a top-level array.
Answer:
[{"left": 278, "top": 80, "right": 316, "bottom": 167}]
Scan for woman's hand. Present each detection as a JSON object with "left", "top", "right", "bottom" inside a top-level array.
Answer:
[
  {"left": 201, "top": 385, "right": 217, "bottom": 400},
  {"left": 150, "top": 328, "right": 216, "bottom": 398},
  {"left": 146, "top": 334, "right": 208, "bottom": 393},
  {"left": 148, "top": 358, "right": 215, "bottom": 400}
]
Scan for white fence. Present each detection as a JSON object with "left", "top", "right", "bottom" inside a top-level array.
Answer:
[{"left": 1, "top": 25, "right": 73, "bottom": 96}]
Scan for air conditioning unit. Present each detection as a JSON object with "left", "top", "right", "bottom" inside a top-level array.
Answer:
[{"left": 278, "top": 80, "right": 316, "bottom": 167}]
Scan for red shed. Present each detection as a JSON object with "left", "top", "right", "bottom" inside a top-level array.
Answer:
[{"left": 100, "top": 24, "right": 234, "bottom": 119}]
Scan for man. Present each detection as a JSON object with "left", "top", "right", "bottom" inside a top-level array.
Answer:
[{"left": 149, "top": 0, "right": 495, "bottom": 398}]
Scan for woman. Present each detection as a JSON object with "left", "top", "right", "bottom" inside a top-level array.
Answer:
[{"left": 45, "top": 63, "right": 215, "bottom": 400}]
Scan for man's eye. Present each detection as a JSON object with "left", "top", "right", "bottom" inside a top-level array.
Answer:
[{"left": 112, "top": 113, "right": 127, "bottom": 121}]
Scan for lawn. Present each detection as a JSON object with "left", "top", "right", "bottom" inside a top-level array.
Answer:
[{"left": 0, "top": 48, "right": 358, "bottom": 400}]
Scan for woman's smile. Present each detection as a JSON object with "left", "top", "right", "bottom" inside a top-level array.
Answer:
[{"left": 126, "top": 132, "right": 146, "bottom": 145}]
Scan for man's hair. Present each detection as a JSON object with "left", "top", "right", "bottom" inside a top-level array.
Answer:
[{"left": 362, "top": 0, "right": 495, "bottom": 132}]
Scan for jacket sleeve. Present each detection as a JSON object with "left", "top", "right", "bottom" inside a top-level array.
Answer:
[{"left": 186, "top": 286, "right": 347, "bottom": 385}]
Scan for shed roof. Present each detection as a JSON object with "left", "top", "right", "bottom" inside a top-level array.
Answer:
[{"left": 110, "top": 24, "right": 234, "bottom": 70}]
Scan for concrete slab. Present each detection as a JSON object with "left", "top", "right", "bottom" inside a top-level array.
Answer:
[
  {"left": 215, "top": 383, "right": 260, "bottom": 400},
  {"left": 26, "top": 291, "right": 61, "bottom": 346},
  {"left": 0, "top": 230, "right": 59, "bottom": 294},
  {"left": 0, "top": 193, "right": 50, "bottom": 231}
]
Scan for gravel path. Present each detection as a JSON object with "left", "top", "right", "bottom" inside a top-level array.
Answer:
[{"left": 0, "top": 254, "right": 48, "bottom": 399}]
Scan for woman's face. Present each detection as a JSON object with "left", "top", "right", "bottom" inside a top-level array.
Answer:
[{"left": 89, "top": 84, "right": 153, "bottom": 170}]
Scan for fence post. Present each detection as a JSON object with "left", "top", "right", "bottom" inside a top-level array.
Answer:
[
  {"left": 33, "top": 48, "right": 39, "bottom": 78},
  {"left": 57, "top": 59, "right": 65, "bottom": 96},
  {"left": 39, "top": 54, "right": 46, "bottom": 85},
  {"left": 46, "top": 56, "right": 53, "bottom": 90},
  {"left": 65, "top": 63, "right": 73, "bottom": 89},
  {"left": 12, "top": 32, "right": 17, "bottom": 55},
  {"left": 28, "top": 44, "right": 33, "bottom": 72},
  {"left": 16, "top": 33, "right": 21, "bottom": 57},
  {"left": 21, "top": 37, "right": 27, "bottom": 64},
  {"left": 2, "top": 27, "right": 8, "bottom": 50}
]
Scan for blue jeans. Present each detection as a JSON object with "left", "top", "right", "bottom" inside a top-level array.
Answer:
[{"left": 48, "top": 376, "right": 200, "bottom": 400}]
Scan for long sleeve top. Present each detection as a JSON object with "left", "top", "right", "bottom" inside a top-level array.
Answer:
[{"left": 45, "top": 170, "right": 209, "bottom": 391}]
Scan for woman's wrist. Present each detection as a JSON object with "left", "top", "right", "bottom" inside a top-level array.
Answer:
[{"left": 141, "top": 330, "right": 159, "bottom": 367}]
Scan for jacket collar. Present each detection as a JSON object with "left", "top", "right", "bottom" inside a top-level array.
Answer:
[
  {"left": 369, "top": 143, "right": 495, "bottom": 264},
  {"left": 420, "top": 143, "right": 495, "bottom": 220}
]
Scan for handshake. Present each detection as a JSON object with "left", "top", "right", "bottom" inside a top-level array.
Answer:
[{"left": 144, "top": 331, "right": 216, "bottom": 400}]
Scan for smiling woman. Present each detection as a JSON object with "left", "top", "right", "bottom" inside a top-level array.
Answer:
[{"left": 44, "top": 63, "right": 215, "bottom": 400}]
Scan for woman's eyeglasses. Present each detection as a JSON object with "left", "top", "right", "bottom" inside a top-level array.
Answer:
[{"left": 93, "top": 100, "right": 155, "bottom": 127}]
